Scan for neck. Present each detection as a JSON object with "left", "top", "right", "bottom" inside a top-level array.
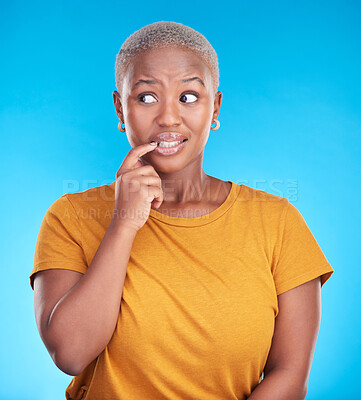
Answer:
[{"left": 157, "top": 169, "right": 211, "bottom": 204}]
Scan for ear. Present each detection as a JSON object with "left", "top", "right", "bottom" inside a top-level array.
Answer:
[
  {"left": 113, "top": 91, "right": 123, "bottom": 121},
  {"left": 212, "top": 91, "right": 223, "bottom": 121}
]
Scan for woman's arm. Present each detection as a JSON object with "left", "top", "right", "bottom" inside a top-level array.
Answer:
[
  {"left": 248, "top": 277, "right": 322, "bottom": 400},
  {"left": 33, "top": 221, "right": 137, "bottom": 376}
]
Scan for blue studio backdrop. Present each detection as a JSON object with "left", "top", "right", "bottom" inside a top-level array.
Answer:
[{"left": 0, "top": 0, "right": 360, "bottom": 399}]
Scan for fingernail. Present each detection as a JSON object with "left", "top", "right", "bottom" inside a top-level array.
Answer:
[{"left": 150, "top": 141, "right": 157, "bottom": 145}]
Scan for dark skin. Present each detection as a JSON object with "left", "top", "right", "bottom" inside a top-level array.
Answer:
[
  {"left": 33, "top": 45, "right": 322, "bottom": 394},
  {"left": 114, "top": 47, "right": 322, "bottom": 399},
  {"left": 112, "top": 46, "right": 231, "bottom": 217}
]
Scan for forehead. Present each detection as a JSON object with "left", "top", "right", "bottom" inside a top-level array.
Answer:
[{"left": 126, "top": 47, "right": 211, "bottom": 84}]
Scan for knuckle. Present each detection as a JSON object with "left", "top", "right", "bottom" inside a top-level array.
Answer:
[
  {"left": 143, "top": 165, "right": 155, "bottom": 173},
  {"left": 120, "top": 172, "right": 128, "bottom": 182},
  {"left": 129, "top": 179, "right": 141, "bottom": 190},
  {"left": 128, "top": 147, "right": 138, "bottom": 155}
]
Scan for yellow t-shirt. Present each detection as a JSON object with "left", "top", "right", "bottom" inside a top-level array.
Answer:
[{"left": 30, "top": 180, "right": 334, "bottom": 400}]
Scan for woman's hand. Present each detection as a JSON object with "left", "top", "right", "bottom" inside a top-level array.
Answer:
[{"left": 112, "top": 142, "right": 163, "bottom": 232}]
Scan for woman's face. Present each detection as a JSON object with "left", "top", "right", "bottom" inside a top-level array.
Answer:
[{"left": 113, "top": 46, "right": 222, "bottom": 173}]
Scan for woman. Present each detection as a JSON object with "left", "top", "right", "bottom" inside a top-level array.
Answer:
[{"left": 30, "top": 21, "right": 334, "bottom": 400}]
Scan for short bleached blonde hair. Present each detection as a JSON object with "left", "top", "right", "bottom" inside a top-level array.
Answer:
[{"left": 115, "top": 21, "right": 220, "bottom": 98}]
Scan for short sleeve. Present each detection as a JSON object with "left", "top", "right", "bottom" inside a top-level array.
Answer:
[
  {"left": 30, "top": 194, "right": 88, "bottom": 290},
  {"left": 272, "top": 200, "right": 334, "bottom": 295}
]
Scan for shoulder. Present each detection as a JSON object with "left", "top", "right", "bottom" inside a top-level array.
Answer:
[
  {"left": 239, "top": 183, "right": 286, "bottom": 203},
  {"left": 65, "top": 180, "right": 115, "bottom": 206},
  {"left": 58, "top": 181, "right": 115, "bottom": 216},
  {"left": 44, "top": 181, "right": 115, "bottom": 223},
  {"left": 235, "top": 183, "right": 289, "bottom": 222}
]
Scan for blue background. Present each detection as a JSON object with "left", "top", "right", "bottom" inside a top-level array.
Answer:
[{"left": 1, "top": 0, "right": 360, "bottom": 399}]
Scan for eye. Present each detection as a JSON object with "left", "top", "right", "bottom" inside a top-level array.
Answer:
[
  {"left": 137, "top": 91, "right": 199, "bottom": 104},
  {"left": 138, "top": 93, "right": 156, "bottom": 104},
  {"left": 180, "top": 92, "right": 198, "bottom": 103}
]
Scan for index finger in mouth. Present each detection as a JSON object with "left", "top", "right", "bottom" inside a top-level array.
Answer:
[{"left": 123, "top": 142, "right": 158, "bottom": 170}]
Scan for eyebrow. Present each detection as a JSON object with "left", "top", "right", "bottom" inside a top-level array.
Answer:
[{"left": 132, "top": 77, "right": 205, "bottom": 90}]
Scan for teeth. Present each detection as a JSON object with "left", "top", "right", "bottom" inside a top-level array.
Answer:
[{"left": 158, "top": 140, "right": 182, "bottom": 148}]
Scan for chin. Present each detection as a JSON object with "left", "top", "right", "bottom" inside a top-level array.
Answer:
[
  {"left": 149, "top": 154, "right": 188, "bottom": 171},
  {"left": 152, "top": 163, "right": 186, "bottom": 175}
]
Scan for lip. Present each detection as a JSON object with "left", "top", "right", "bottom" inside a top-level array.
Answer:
[
  {"left": 154, "top": 139, "right": 188, "bottom": 156},
  {"left": 150, "top": 132, "right": 188, "bottom": 143}
]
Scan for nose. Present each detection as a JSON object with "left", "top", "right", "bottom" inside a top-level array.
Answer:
[{"left": 155, "top": 97, "right": 182, "bottom": 127}]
